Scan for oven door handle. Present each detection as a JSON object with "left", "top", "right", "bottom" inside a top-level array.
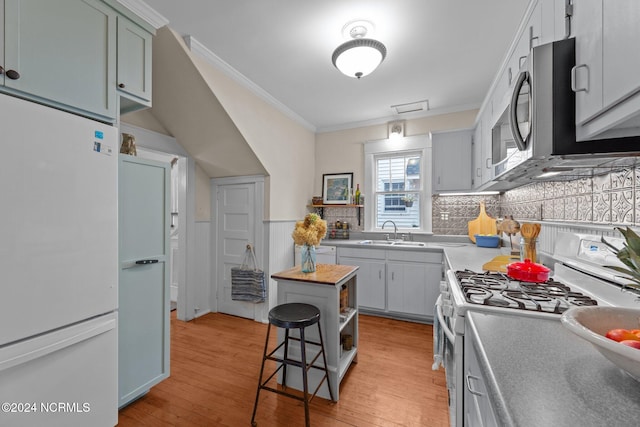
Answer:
[{"left": 436, "top": 295, "right": 455, "bottom": 342}]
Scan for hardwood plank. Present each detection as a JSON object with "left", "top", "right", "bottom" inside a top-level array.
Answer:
[{"left": 118, "top": 312, "right": 449, "bottom": 426}]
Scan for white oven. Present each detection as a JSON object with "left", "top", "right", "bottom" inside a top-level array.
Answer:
[
  {"left": 435, "top": 232, "right": 640, "bottom": 427},
  {"left": 435, "top": 283, "right": 462, "bottom": 427}
]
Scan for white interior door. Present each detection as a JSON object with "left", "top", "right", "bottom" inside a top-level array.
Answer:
[
  {"left": 216, "top": 182, "right": 258, "bottom": 319},
  {"left": 118, "top": 155, "right": 170, "bottom": 407}
]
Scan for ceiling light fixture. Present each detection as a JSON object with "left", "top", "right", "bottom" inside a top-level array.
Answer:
[
  {"left": 388, "top": 121, "right": 405, "bottom": 139},
  {"left": 332, "top": 21, "right": 386, "bottom": 79}
]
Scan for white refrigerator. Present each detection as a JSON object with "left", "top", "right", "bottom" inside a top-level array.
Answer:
[{"left": 0, "top": 94, "right": 118, "bottom": 426}]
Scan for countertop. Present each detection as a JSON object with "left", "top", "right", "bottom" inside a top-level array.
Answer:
[
  {"left": 466, "top": 311, "right": 640, "bottom": 427},
  {"left": 322, "top": 237, "right": 529, "bottom": 272},
  {"left": 271, "top": 263, "right": 358, "bottom": 285},
  {"left": 325, "top": 238, "right": 640, "bottom": 424}
]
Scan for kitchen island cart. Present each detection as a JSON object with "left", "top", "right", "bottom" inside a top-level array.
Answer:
[{"left": 271, "top": 264, "right": 359, "bottom": 400}]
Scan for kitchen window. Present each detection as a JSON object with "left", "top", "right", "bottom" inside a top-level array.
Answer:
[{"left": 364, "top": 135, "right": 432, "bottom": 233}]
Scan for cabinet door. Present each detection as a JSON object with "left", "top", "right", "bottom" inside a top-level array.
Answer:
[
  {"left": 464, "top": 334, "right": 498, "bottom": 427},
  {"left": 572, "top": 0, "right": 603, "bottom": 125},
  {"left": 472, "top": 120, "right": 483, "bottom": 189},
  {"left": 388, "top": 260, "right": 441, "bottom": 317},
  {"left": 117, "top": 15, "right": 152, "bottom": 104},
  {"left": 387, "top": 262, "right": 425, "bottom": 316},
  {"left": 432, "top": 129, "right": 472, "bottom": 192},
  {"left": 481, "top": 109, "right": 493, "bottom": 184},
  {"left": 602, "top": 1, "right": 640, "bottom": 110},
  {"left": 0, "top": 0, "right": 4, "bottom": 87},
  {"left": 3, "top": 0, "right": 117, "bottom": 121},
  {"left": 340, "top": 256, "right": 385, "bottom": 310}
]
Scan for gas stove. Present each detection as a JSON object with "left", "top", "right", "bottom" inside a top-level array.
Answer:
[
  {"left": 455, "top": 270, "right": 598, "bottom": 315},
  {"left": 445, "top": 233, "right": 640, "bottom": 321},
  {"left": 436, "top": 231, "right": 640, "bottom": 427}
]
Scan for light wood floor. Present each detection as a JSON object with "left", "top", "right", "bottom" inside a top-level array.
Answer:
[{"left": 117, "top": 311, "right": 449, "bottom": 426}]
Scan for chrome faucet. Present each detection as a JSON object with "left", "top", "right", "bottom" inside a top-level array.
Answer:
[{"left": 381, "top": 220, "right": 398, "bottom": 240}]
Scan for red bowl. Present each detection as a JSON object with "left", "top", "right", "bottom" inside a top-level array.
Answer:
[{"left": 506, "top": 259, "right": 550, "bottom": 283}]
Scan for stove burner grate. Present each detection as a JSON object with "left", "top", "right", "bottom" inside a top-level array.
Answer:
[{"left": 456, "top": 270, "right": 598, "bottom": 314}]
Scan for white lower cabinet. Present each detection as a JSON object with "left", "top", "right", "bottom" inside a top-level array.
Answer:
[
  {"left": 338, "top": 247, "right": 442, "bottom": 321},
  {"left": 464, "top": 332, "right": 498, "bottom": 427},
  {"left": 387, "top": 259, "right": 442, "bottom": 317},
  {"left": 339, "top": 255, "right": 385, "bottom": 310}
]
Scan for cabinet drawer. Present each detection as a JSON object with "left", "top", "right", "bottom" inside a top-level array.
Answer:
[
  {"left": 386, "top": 250, "right": 442, "bottom": 263},
  {"left": 337, "top": 247, "right": 386, "bottom": 260}
]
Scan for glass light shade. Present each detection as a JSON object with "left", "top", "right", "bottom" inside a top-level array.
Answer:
[{"left": 332, "top": 38, "right": 387, "bottom": 79}]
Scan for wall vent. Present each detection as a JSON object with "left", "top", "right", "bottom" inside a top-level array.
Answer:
[{"left": 391, "top": 100, "right": 429, "bottom": 114}]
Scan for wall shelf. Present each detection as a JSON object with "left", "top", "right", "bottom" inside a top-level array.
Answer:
[{"left": 309, "top": 205, "right": 364, "bottom": 226}]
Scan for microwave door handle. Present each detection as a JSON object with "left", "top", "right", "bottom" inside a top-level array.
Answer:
[{"left": 510, "top": 70, "right": 530, "bottom": 151}]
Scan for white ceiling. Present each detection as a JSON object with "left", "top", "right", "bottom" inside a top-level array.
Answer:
[{"left": 142, "top": 0, "right": 531, "bottom": 132}]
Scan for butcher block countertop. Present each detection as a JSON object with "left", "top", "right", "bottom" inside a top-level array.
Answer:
[{"left": 271, "top": 264, "right": 359, "bottom": 286}]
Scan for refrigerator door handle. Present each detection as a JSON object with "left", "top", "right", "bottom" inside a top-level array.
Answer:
[
  {"left": 121, "top": 257, "right": 164, "bottom": 269},
  {"left": 135, "top": 259, "right": 159, "bottom": 265}
]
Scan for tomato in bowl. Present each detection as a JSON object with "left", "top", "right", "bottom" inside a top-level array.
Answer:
[{"left": 561, "top": 306, "right": 640, "bottom": 381}]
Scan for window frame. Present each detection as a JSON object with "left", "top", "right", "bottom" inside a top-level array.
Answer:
[{"left": 364, "top": 135, "right": 432, "bottom": 233}]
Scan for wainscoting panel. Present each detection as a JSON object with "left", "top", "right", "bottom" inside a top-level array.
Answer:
[
  {"left": 194, "top": 221, "right": 211, "bottom": 317},
  {"left": 265, "top": 220, "right": 296, "bottom": 318}
]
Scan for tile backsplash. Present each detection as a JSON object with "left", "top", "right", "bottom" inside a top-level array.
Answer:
[
  {"left": 432, "top": 194, "right": 501, "bottom": 235},
  {"left": 432, "top": 167, "right": 640, "bottom": 235}
]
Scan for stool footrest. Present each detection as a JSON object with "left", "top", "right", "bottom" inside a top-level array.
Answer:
[{"left": 265, "top": 354, "right": 329, "bottom": 373}]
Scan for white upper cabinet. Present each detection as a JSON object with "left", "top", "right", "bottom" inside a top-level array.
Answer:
[
  {"left": 117, "top": 14, "right": 152, "bottom": 111},
  {"left": 469, "top": 0, "right": 561, "bottom": 191},
  {"left": 0, "top": 0, "right": 154, "bottom": 122},
  {"left": 573, "top": 0, "right": 640, "bottom": 139},
  {"left": 2, "top": 0, "right": 117, "bottom": 121},
  {"left": 472, "top": 119, "right": 483, "bottom": 189},
  {"left": 432, "top": 129, "right": 473, "bottom": 192},
  {"left": 471, "top": 108, "right": 494, "bottom": 189}
]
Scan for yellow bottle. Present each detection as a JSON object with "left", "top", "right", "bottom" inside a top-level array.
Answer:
[{"left": 355, "top": 184, "right": 361, "bottom": 205}]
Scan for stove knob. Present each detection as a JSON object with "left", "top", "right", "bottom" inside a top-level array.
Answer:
[{"left": 443, "top": 304, "right": 454, "bottom": 317}]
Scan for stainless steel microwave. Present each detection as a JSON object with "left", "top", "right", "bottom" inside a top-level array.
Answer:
[{"left": 490, "top": 37, "right": 640, "bottom": 185}]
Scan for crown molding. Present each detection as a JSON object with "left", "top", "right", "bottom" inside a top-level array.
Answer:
[
  {"left": 115, "top": 0, "right": 169, "bottom": 29},
  {"left": 316, "top": 102, "right": 481, "bottom": 134},
  {"left": 183, "top": 35, "right": 317, "bottom": 133}
]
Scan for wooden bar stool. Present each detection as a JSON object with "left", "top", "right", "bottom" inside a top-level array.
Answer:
[{"left": 251, "top": 303, "right": 334, "bottom": 427}]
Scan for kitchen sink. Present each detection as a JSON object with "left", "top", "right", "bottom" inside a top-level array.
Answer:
[
  {"left": 358, "top": 240, "right": 466, "bottom": 248},
  {"left": 358, "top": 240, "right": 426, "bottom": 247},
  {"left": 358, "top": 240, "right": 395, "bottom": 245},
  {"left": 392, "top": 241, "right": 427, "bottom": 247}
]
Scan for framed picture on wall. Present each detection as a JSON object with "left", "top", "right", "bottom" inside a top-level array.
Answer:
[{"left": 322, "top": 173, "right": 353, "bottom": 204}]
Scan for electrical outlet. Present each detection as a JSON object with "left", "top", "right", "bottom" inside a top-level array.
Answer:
[{"left": 440, "top": 212, "right": 449, "bottom": 221}]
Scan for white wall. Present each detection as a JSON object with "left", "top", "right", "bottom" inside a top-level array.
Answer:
[
  {"left": 314, "top": 110, "right": 478, "bottom": 196},
  {"left": 189, "top": 50, "right": 316, "bottom": 222}
]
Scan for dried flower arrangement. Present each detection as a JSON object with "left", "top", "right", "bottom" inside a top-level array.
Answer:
[{"left": 292, "top": 213, "right": 327, "bottom": 246}]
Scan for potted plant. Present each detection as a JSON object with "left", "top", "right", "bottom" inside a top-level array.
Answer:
[
  {"left": 401, "top": 194, "right": 415, "bottom": 207},
  {"left": 602, "top": 227, "right": 640, "bottom": 290}
]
